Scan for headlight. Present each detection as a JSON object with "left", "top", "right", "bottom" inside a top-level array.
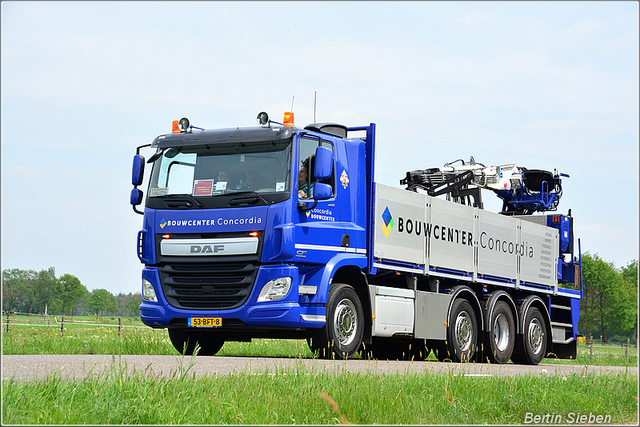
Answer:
[
  {"left": 142, "top": 279, "right": 158, "bottom": 302},
  {"left": 257, "top": 277, "right": 292, "bottom": 302}
]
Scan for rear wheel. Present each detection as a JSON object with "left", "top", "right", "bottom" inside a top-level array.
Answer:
[
  {"left": 485, "top": 301, "right": 516, "bottom": 364},
  {"left": 437, "top": 298, "right": 478, "bottom": 362},
  {"left": 168, "top": 329, "right": 225, "bottom": 356},
  {"left": 511, "top": 307, "right": 547, "bottom": 365},
  {"left": 307, "top": 283, "right": 364, "bottom": 359}
]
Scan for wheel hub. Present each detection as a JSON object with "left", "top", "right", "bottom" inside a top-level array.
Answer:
[
  {"left": 334, "top": 298, "right": 357, "bottom": 346},
  {"left": 528, "top": 318, "right": 544, "bottom": 355},
  {"left": 493, "top": 313, "right": 510, "bottom": 352},
  {"left": 454, "top": 310, "right": 473, "bottom": 351}
]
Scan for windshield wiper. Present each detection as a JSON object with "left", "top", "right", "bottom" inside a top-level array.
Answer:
[
  {"left": 226, "top": 191, "right": 269, "bottom": 206},
  {"left": 164, "top": 194, "right": 204, "bottom": 208},
  {"left": 147, "top": 148, "right": 167, "bottom": 163}
]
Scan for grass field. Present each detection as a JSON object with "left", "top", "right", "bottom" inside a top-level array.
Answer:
[
  {"left": 2, "top": 314, "right": 638, "bottom": 367},
  {"left": 2, "top": 314, "right": 638, "bottom": 424}
]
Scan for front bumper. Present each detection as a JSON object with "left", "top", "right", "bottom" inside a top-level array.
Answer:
[{"left": 139, "top": 264, "right": 326, "bottom": 331}]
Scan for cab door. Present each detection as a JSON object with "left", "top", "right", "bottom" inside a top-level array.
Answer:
[{"left": 293, "top": 135, "right": 345, "bottom": 264}]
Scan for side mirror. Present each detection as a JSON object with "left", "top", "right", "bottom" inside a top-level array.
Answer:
[
  {"left": 132, "top": 154, "right": 145, "bottom": 186},
  {"left": 129, "top": 188, "right": 143, "bottom": 213},
  {"left": 130, "top": 188, "right": 143, "bottom": 206},
  {"left": 313, "top": 183, "right": 332, "bottom": 201},
  {"left": 313, "top": 146, "right": 333, "bottom": 180},
  {"left": 298, "top": 182, "right": 332, "bottom": 212}
]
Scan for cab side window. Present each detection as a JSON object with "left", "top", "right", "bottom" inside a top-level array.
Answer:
[{"left": 298, "top": 137, "right": 334, "bottom": 199}]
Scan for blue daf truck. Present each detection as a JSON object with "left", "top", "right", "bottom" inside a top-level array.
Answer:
[{"left": 130, "top": 111, "right": 582, "bottom": 364}]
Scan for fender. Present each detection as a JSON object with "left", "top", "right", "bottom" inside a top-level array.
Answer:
[
  {"left": 314, "top": 253, "right": 368, "bottom": 304},
  {"left": 518, "top": 295, "right": 553, "bottom": 350},
  {"left": 482, "top": 290, "right": 518, "bottom": 333},
  {"left": 446, "top": 285, "right": 484, "bottom": 332}
]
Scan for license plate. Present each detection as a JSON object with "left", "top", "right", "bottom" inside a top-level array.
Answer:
[{"left": 188, "top": 317, "right": 222, "bottom": 327}]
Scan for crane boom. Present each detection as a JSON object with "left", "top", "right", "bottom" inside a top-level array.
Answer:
[{"left": 400, "top": 157, "right": 568, "bottom": 215}]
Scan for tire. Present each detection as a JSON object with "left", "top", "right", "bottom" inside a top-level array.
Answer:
[
  {"left": 366, "top": 337, "right": 430, "bottom": 361},
  {"left": 440, "top": 298, "right": 478, "bottom": 363},
  {"left": 511, "top": 307, "right": 547, "bottom": 365},
  {"left": 307, "top": 283, "right": 364, "bottom": 359},
  {"left": 168, "top": 329, "right": 225, "bottom": 356},
  {"left": 485, "top": 301, "right": 516, "bottom": 364}
]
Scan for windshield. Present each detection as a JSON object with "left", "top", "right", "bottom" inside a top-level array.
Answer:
[{"left": 147, "top": 139, "right": 292, "bottom": 206}]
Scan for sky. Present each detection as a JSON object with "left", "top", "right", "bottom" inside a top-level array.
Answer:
[{"left": 2, "top": 1, "right": 638, "bottom": 295}]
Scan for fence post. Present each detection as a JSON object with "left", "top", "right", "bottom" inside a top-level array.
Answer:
[
  {"left": 118, "top": 316, "right": 122, "bottom": 336},
  {"left": 61, "top": 315, "right": 64, "bottom": 337},
  {"left": 589, "top": 341, "right": 593, "bottom": 364},
  {"left": 5, "top": 312, "right": 9, "bottom": 333},
  {"left": 626, "top": 338, "right": 630, "bottom": 364}
]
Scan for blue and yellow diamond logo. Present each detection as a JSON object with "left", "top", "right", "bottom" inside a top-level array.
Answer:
[{"left": 381, "top": 207, "right": 394, "bottom": 238}]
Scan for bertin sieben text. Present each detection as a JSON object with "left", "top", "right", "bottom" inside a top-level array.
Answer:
[{"left": 524, "top": 412, "right": 612, "bottom": 424}]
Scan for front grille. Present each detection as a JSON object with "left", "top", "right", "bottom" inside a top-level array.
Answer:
[{"left": 159, "top": 262, "right": 258, "bottom": 310}]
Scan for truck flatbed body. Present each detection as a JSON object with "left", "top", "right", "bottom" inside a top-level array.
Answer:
[{"left": 372, "top": 183, "right": 579, "bottom": 299}]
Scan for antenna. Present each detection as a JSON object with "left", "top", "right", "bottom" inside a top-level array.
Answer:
[
  {"left": 313, "top": 91, "right": 317, "bottom": 123},
  {"left": 290, "top": 96, "right": 295, "bottom": 112}
]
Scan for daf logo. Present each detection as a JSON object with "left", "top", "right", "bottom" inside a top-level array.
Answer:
[{"left": 190, "top": 244, "right": 225, "bottom": 254}]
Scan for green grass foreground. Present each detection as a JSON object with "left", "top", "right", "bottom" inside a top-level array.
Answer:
[{"left": 2, "top": 361, "right": 637, "bottom": 425}]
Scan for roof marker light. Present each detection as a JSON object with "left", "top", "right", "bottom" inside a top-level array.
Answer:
[
  {"left": 172, "top": 120, "right": 180, "bottom": 133},
  {"left": 283, "top": 111, "right": 294, "bottom": 127}
]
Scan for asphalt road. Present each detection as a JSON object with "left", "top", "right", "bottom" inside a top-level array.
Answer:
[{"left": 2, "top": 354, "right": 637, "bottom": 382}]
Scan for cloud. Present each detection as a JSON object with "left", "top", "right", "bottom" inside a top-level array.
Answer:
[
  {"left": 521, "top": 117, "right": 627, "bottom": 135},
  {"left": 453, "top": 12, "right": 495, "bottom": 25},
  {"left": 7, "top": 165, "right": 45, "bottom": 179},
  {"left": 562, "top": 18, "right": 607, "bottom": 38}
]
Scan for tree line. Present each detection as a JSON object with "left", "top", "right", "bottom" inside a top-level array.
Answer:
[
  {"left": 580, "top": 254, "right": 637, "bottom": 344},
  {"left": 2, "top": 268, "right": 141, "bottom": 318}
]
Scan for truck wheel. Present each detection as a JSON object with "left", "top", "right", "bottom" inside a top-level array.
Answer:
[
  {"left": 168, "top": 329, "right": 224, "bottom": 356},
  {"left": 512, "top": 307, "right": 547, "bottom": 365},
  {"left": 486, "top": 301, "right": 515, "bottom": 364},
  {"left": 307, "top": 283, "right": 364, "bottom": 359},
  {"left": 441, "top": 298, "right": 478, "bottom": 363}
]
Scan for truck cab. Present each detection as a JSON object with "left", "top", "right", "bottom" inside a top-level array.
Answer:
[{"left": 131, "top": 114, "right": 371, "bottom": 356}]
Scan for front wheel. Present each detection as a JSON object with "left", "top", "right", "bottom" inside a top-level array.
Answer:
[{"left": 307, "top": 283, "right": 364, "bottom": 359}]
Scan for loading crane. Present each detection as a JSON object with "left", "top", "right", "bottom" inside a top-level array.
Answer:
[{"left": 400, "top": 157, "right": 569, "bottom": 215}]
